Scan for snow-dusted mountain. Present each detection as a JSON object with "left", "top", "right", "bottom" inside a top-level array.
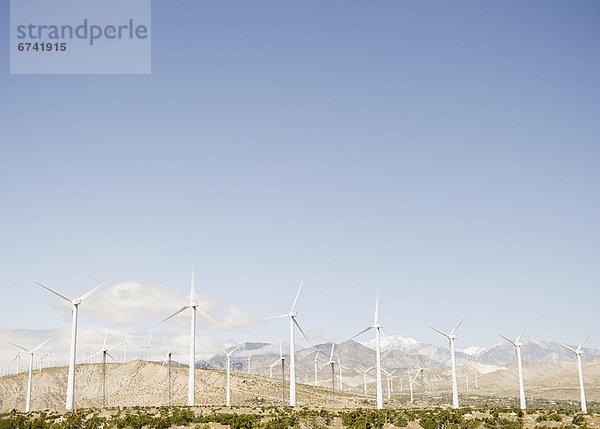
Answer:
[
  {"left": 356, "top": 335, "right": 600, "bottom": 366},
  {"left": 358, "top": 335, "right": 421, "bottom": 353}
]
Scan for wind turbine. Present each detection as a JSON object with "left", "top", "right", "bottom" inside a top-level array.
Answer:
[
  {"left": 430, "top": 317, "right": 464, "bottom": 409},
  {"left": 337, "top": 356, "right": 349, "bottom": 391},
  {"left": 408, "top": 368, "right": 424, "bottom": 403},
  {"left": 11, "top": 339, "right": 50, "bottom": 412},
  {"left": 362, "top": 366, "right": 375, "bottom": 395},
  {"left": 351, "top": 293, "right": 384, "bottom": 409},
  {"left": 10, "top": 351, "right": 22, "bottom": 374},
  {"left": 381, "top": 369, "right": 396, "bottom": 399},
  {"left": 159, "top": 336, "right": 175, "bottom": 406},
  {"left": 499, "top": 326, "right": 527, "bottom": 410},
  {"left": 560, "top": 335, "right": 590, "bottom": 413},
  {"left": 39, "top": 343, "right": 57, "bottom": 372},
  {"left": 161, "top": 268, "right": 218, "bottom": 406},
  {"left": 246, "top": 350, "right": 253, "bottom": 374},
  {"left": 215, "top": 344, "right": 241, "bottom": 407},
  {"left": 36, "top": 280, "right": 109, "bottom": 410},
  {"left": 268, "top": 281, "right": 310, "bottom": 406},
  {"left": 322, "top": 343, "right": 336, "bottom": 401},
  {"left": 89, "top": 329, "right": 118, "bottom": 408},
  {"left": 313, "top": 350, "right": 320, "bottom": 386},
  {"left": 268, "top": 340, "right": 285, "bottom": 404},
  {"left": 121, "top": 335, "right": 128, "bottom": 363},
  {"left": 141, "top": 337, "right": 152, "bottom": 361}
]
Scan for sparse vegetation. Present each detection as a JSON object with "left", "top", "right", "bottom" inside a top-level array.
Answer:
[{"left": 0, "top": 406, "right": 596, "bottom": 429}]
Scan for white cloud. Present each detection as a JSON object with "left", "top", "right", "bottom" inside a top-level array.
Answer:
[{"left": 73, "top": 280, "right": 257, "bottom": 331}]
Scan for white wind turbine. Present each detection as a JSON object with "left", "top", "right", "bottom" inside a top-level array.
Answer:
[
  {"left": 159, "top": 336, "right": 175, "bottom": 407},
  {"left": 11, "top": 339, "right": 50, "bottom": 412},
  {"left": 336, "top": 356, "right": 349, "bottom": 391},
  {"left": 141, "top": 337, "right": 152, "bottom": 361},
  {"left": 560, "top": 335, "right": 590, "bottom": 413},
  {"left": 408, "top": 368, "right": 424, "bottom": 403},
  {"left": 215, "top": 344, "right": 241, "bottom": 407},
  {"left": 269, "top": 340, "right": 285, "bottom": 405},
  {"left": 322, "top": 343, "right": 336, "bottom": 399},
  {"left": 161, "top": 268, "right": 218, "bottom": 406},
  {"left": 362, "top": 366, "right": 375, "bottom": 395},
  {"left": 268, "top": 281, "right": 310, "bottom": 406},
  {"left": 430, "top": 317, "right": 464, "bottom": 409},
  {"left": 499, "top": 326, "right": 527, "bottom": 410},
  {"left": 313, "top": 350, "right": 320, "bottom": 386},
  {"left": 381, "top": 369, "right": 396, "bottom": 399},
  {"left": 39, "top": 343, "right": 57, "bottom": 372},
  {"left": 36, "top": 280, "right": 109, "bottom": 410},
  {"left": 89, "top": 329, "right": 118, "bottom": 408},
  {"left": 351, "top": 293, "right": 384, "bottom": 409},
  {"left": 246, "top": 351, "right": 253, "bottom": 374},
  {"left": 121, "top": 335, "right": 128, "bottom": 363},
  {"left": 10, "top": 351, "right": 22, "bottom": 374}
]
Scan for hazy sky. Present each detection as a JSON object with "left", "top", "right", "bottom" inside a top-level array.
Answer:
[{"left": 1, "top": 0, "right": 599, "bottom": 365}]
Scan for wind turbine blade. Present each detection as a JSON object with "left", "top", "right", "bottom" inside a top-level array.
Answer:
[
  {"left": 190, "top": 266, "right": 195, "bottom": 303},
  {"left": 560, "top": 343, "right": 577, "bottom": 354},
  {"left": 197, "top": 309, "right": 219, "bottom": 325},
  {"left": 35, "top": 282, "right": 73, "bottom": 303},
  {"left": 160, "top": 305, "right": 190, "bottom": 323},
  {"left": 516, "top": 326, "right": 527, "bottom": 342},
  {"left": 499, "top": 334, "right": 516, "bottom": 346},
  {"left": 264, "top": 314, "right": 289, "bottom": 320},
  {"left": 577, "top": 334, "right": 591, "bottom": 352},
  {"left": 214, "top": 344, "right": 227, "bottom": 355},
  {"left": 290, "top": 280, "right": 303, "bottom": 313},
  {"left": 374, "top": 293, "right": 379, "bottom": 324},
  {"left": 450, "top": 317, "right": 465, "bottom": 335},
  {"left": 270, "top": 360, "right": 280, "bottom": 369},
  {"left": 293, "top": 317, "right": 310, "bottom": 343},
  {"left": 380, "top": 329, "right": 392, "bottom": 344},
  {"left": 88, "top": 350, "right": 103, "bottom": 359},
  {"left": 103, "top": 329, "right": 108, "bottom": 349},
  {"left": 429, "top": 325, "right": 450, "bottom": 338},
  {"left": 229, "top": 345, "right": 241, "bottom": 355},
  {"left": 78, "top": 280, "right": 110, "bottom": 302},
  {"left": 32, "top": 338, "right": 51, "bottom": 353},
  {"left": 106, "top": 352, "right": 118, "bottom": 363},
  {"left": 10, "top": 342, "right": 31, "bottom": 353},
  {"left": 314, "top": 350, "right": 320, "bottom": 362},
  {"left": 329, "top": 343, "right": 335, "bottom": 362},
  {"left": 350, "top": 326, "right": 374, "bottom": 340},
  {"left": 158, "top": 335, "right": 168, "bottom": 352}
]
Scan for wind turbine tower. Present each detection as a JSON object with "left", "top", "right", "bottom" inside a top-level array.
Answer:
[
  {"left": 561, "top": 335, "right": 590, "bottom": 413},
  {"left": 499, "top": 326, "right": 527, "bottom": 410},
  {"left": 313, "top": 350, "right": 320, "bottom": 386},
  {"left": 408, "top": 368, "right": 424, "bottom": 403},
  {"left": 351, "top": 293, "right": 385, "bottom": 409},
  {"left": 37, "top": 280, "right": 108, "bottom": 410},
  {"left": 430, "top": 317, "right": 464, "bottom": 409},
  {"left": 268, "top": 281, "right": 310, "bottom": 406},
  {"left": 216, "top": 344, "right": 241, "bottom": 407},
  {"left": 11, "top": 339, "right": 50, "bottom": 412},
  {"left": 161, "top": 268, "right": 218, "bottom": 406}
]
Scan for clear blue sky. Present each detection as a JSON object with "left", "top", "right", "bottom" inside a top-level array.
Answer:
[{"left": 1, "top": 1, "right": 599, "bottom": 351}]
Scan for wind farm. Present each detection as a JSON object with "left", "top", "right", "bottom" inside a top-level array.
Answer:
[{"left": 2, "top": 0, "right": 599, "bottom": 427}]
